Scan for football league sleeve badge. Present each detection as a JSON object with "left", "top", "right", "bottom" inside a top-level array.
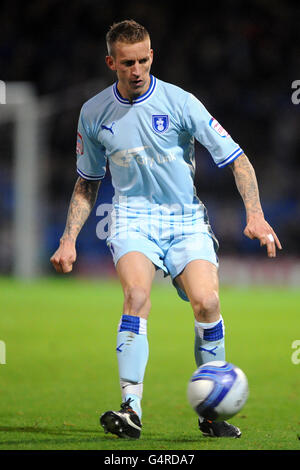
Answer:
[
  {"left": 76, "top": 132, "right": 84, "bottom": 155},
  {"left": 209, "top": 118, "right": 230, "bottom": 138}
]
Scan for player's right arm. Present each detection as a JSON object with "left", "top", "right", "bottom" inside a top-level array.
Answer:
[
  {"left": 50, "top": 177, "right": 100, "bottom": 273},
  {"left": 51, "top": 100, "right": 107, "bottom": 273}
]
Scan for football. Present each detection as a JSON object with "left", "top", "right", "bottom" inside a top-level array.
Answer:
[{"left": 187, "top": 361, "right": 249, "bottom": 421}]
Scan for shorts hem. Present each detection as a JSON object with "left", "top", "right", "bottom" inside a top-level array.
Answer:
[
  {"left": 114, "top": 248, "right": 169, "bottom": 276},
  {"left": 169, "top": 255, "right": 219, "bottom": 282}
]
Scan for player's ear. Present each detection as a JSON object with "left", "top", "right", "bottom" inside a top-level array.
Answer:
[
  {"left": 105, "top": 55, "right": 116, "bottom": 71},
  {"left": 149, "top": 49, "right": 154, "bottom": 66}
]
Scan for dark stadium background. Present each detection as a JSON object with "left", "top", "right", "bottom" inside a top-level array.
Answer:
[{"left": 0, "top": 0, "right": 299, "bottom": 277}]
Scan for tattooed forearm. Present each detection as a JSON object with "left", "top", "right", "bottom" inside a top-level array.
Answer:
[
  {"left": 229, "top": 154, "right": 263, "bottom": 219},
  {"left": 61, "top": 177, "right": 100, "bottom": 243}
]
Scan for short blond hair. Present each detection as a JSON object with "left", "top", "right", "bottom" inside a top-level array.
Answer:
[{"left": 106, "top": 20, "right": 150, "bottom": 56}]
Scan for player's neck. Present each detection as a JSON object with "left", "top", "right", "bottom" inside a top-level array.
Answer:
[{"left": 117, "top": 75, "right": 152, "bottom": 103}]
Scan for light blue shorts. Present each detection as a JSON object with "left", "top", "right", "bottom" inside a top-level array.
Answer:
[{"left": 106, "top": 211, "right": 219, "bottom": 302}]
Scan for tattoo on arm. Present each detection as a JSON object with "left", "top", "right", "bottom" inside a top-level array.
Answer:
[
  {"left": 61, "top": 177, "right": 100, "bottom": 242},
  {"left": 229, "top": 154, "right": 263, "bottom": 218}
]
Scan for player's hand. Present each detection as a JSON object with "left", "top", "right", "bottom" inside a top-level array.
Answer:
[
  {"left": 50, "top": 239, "right": 77, "bottom": 273},
  {"left": 244, "top": 214, "right": 282, "bottom": 258}
]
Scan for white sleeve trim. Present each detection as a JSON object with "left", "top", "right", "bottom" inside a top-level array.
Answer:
[
  {"left": 77, "top": 168, "right": 105, "bottom": 180},
  {"left": 217, "top": 147, "right": 244, "bottom": 168}
]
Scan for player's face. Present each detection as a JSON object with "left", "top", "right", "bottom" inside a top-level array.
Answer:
[{"left": 106, "top": 39, "right": 153, "bottom": 101}]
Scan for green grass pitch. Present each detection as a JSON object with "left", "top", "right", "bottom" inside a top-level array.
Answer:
[{"left": 0, "top": 276, "right": 299, "bottom": 450}]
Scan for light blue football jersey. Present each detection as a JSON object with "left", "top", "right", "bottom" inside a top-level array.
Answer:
[{"left": 76, "top": 75, "right": 243, "bottom": 217}]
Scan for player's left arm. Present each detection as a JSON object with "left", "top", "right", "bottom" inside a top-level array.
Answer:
[{"left": 229, "top": 153, "right": 282, "bottom": 258}]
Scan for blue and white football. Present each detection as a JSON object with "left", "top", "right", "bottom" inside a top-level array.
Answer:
[{"left": 187, "top": 361, "right": 249, "bottom": 421}]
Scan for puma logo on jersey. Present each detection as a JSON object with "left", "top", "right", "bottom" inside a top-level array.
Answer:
[{"left": 101, "top": 122, "right": 116, "bottom": 135}]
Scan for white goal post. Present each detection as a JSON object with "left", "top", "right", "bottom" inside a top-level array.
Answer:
[{"left": 0, "top": 82, "right": 41, "bottom": 279}]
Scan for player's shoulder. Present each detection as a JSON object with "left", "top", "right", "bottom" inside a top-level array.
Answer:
[
  {"left": 157, "top": 78, "right": 207, "bottom": 110},
  {"left": 156, "top": 77, "right": 190, "bottom": 104},
  {"left": 80, "top": 83, "right": 113, "bottom": 121}
]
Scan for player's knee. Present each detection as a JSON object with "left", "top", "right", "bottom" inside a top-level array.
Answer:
[
  {"left": 191, "top": 291, "right": 220, "bottom": 322},
  {"left": 124, "top": 285, "right": 151, "bottom": 316}
]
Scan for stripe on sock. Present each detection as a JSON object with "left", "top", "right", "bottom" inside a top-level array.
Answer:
[
  {"left": 195, "top": 316, "right": 224, "bottom": 341},
  {"left": 118, "top": 314, "right": 147, "bottom": 335},
  {"left": 203, "top": 320, "right": 224, "bottom": 341}
]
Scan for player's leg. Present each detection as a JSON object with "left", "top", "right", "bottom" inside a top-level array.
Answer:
[
  {"left": 116, "top": 250, "right": 155, "bottom": 319},
  {"left": 175, "top": 259, "right": 241, "bottom": 438},
  {"left": 100, "top": 251, "right": 155, "bottom": 438},
  {"left": 115, "top": 251, "right": 155, "bottom": 418},
  {"left": 175, "top": 259, "right": 225, "bottom": 366}
]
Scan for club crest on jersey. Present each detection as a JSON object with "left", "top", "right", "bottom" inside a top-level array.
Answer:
[
  {"left": 152, "top": 115, "right": 169, "bottom": 134},
  {"left": 209, "top": 118, "right": 230, "bottom": 138},
  {"left": 76, "top": 132, "right": 84, "bottom": 155}
]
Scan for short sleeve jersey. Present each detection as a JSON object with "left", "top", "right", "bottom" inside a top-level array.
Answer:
[{"left": 76, "top": 75, "right": 243, "bottom": 215}]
